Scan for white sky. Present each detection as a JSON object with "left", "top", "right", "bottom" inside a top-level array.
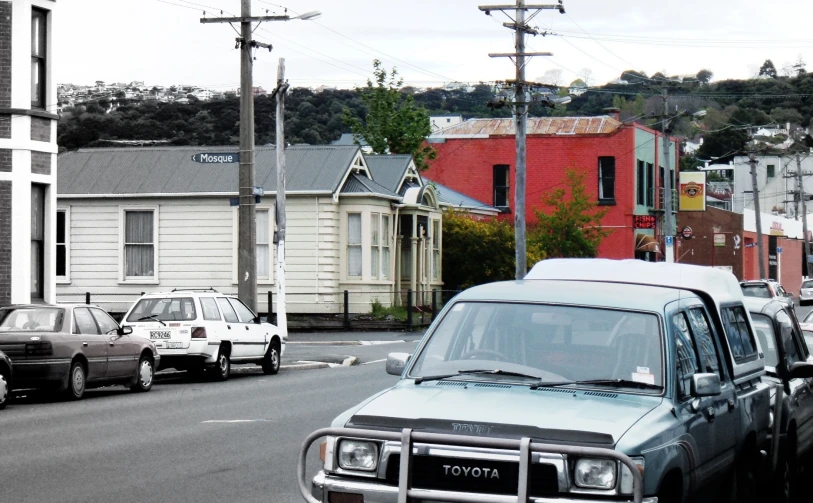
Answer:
[{"left": 55, "top": 0, "right": 813, "bottom": 90}]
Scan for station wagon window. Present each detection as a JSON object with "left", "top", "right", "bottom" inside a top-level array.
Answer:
[
  {"left": 73, "top": 308, "right": 100, "bottom": 335},
  {"left": 686, "top": 308, "right": 721, "bottom": 377},
  {"left": 721, "top": 306, "right": 757, "bottom": 361},
  {"left": 90, "top": 308, "right": 120, "bottom": 335},
  {"left": 672, "top": 313, "right": 699, "bottom": 399},
  {"left": 216, "top": 298, "right": 240, "bottom": 323},
  {"left": 750, "top": 313, "right": 779, "bottom": 367},
  {"left": 126, "top": 297, "right": 196, "bottom": 322},
  {"left": 228, "top": 298, "right": 256, "bottom": 323},
  {"left": 199, "top": 298, "right": 222, "bottom": 321}
]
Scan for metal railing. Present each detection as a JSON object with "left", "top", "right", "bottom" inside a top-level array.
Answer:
[{"left": 297, "top": 427, "right": 644, "bottom": 503}]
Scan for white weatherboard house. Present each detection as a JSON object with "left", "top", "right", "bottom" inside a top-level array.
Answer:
[{"left": 55, "top": 146, "right": 460, "bottom": 315}]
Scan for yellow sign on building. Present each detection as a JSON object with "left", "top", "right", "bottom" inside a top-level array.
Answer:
[{"left": 679, "top": 172, "right": 706, "bottom": 211}]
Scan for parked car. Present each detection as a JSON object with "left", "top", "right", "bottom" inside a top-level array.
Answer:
[
  {"left": 744, "top": 296, "right": 813, "bottom": 501},
  {"left": 799, "top": 322, "right": 813, "bottom": 350},
  {"left": 799, "top": 279, "right": 813, "bottom": 306},
  {"left": 299, "top": 260, "right": 794, "bottom": 503},
  {"left": 120, "top": 289, "right": 284, "bottom": 381},
  {"left": 0, "top": 304, "right": 160, "bottom": 400},
  {"left": 0, "top": 350, "right": 11, "bottom": 410},
  {"left": 741, "top": 280, "right": 795, "bottom": 310}
]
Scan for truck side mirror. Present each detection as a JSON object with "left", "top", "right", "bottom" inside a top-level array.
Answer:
[
  {"left": 691, "top": 373, "right": 721, "bottom": 397},
  {"left": 386, "top": 352, "right": 410, "bottom": 376},
  {"left": 788, "top": 361, "right": 813, "bottom": 379}
]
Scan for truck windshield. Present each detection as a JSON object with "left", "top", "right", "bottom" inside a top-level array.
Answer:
[{"left": 409, "top": 302, "right": 663, "bottom": 389}]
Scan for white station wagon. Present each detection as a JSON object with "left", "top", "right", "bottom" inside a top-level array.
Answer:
[{"left": 121, "top": 289, "right": 284, "bottom": 380}]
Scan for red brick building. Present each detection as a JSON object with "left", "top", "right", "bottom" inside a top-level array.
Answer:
[{"left": 424, "top": 116, "right": 679, "bottom": 260}]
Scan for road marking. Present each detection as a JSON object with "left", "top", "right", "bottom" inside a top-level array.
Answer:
[
  {"left": 362, "top": 358, "right": 387, "bottom": 365},
  {"left": 359, "top": 340, "right": 405, "bottom": 346},
  {"left": 201, "top": 419, "right": 275, "bottom": 424}
]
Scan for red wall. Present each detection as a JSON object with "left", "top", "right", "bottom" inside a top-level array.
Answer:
[
  {"left": 741, "top": 231, "right": 803, "bottom": 295},
  {"left": 425, "top": 128, "right": 639, "bottom": 259}
]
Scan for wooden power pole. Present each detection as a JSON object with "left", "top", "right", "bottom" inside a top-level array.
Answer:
[
  {"left": 749, "top": 151, "right": 767, "bottom": 279},
  {"left": 478, "top": 0, "right": 564, "bottom": 279},
  {"left": 272, "top": 59, "right": 289, "bottom": 338}
]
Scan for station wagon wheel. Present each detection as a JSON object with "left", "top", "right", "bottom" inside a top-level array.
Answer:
[
  {"left": 210, "top": 348, "right": 230, "bottom": 382},
  {"left": 262, "top": 339, "right": 281, "bottom": 375},
  {"left": 64, "top": 360, "right": 86, "bottom": 401},
  {"left": 0, "top": 371, "right": 9, "bottom": 410},
  {"left": 130, "top": 355, "right": 154, "bottom": 393}
]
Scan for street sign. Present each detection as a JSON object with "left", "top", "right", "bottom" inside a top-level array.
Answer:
[
  {"left": 777, "top": 246, "right": 783, "bottom": 254},
  {"left": 192, "top": 152, "right": 240, "bottom": 163},
  {"left": 713, "top": 233, "right": 725, "bottom": 247},
  {"left": 665, "top": 236, "right": 674, "bottom": 246},
  {"left": 808, "top": 254, "right": 813, "bottom": 262},
  {"left": 745, "top": 242, "right": 757, "bottom": 248}
]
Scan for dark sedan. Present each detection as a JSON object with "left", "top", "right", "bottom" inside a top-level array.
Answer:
[
  {"left": 0, "top": 304, "right": 160, "bottom": 400},
  {"left": 0, "top": 350, "right": 11, "bottom": 409}
]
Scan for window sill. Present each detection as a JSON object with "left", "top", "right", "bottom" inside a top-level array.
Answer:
[
  {"left": 56, "top": 278, "right": 71, "bottom": 285},
  {"left": 597, "top": 199, "right": 616, "bottom": 206},
  {"left": 118, "top": 279, "right": 160, "bottom": 285}
]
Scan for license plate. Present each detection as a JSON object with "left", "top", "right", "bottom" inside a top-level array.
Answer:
[
  {"left": 167, "top": 342, "right": 184, "bottom": 349},
  {"left": 150, "top": 331, "right": 171, "bottom": 339}
]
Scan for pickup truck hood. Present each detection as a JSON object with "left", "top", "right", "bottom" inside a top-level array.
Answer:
[{"left": 346, "top": 383, "right": 661, "bottom": 446}]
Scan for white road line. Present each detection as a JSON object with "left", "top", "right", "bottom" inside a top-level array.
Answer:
[
  {"left": 361, "top": 358, "right": 387, "bottom": 365},
  {"left": 359, "top": 340, "right": 405, "bottom": 346},
  {"left": 201, "top": 419, "right": 275, "bottom": 424}
]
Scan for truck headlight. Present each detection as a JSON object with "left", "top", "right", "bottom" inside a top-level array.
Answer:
[
  {"left": 337, "top": 439, "right": 379, "bottom": 471},
  {"left": 619, "top": 457, "right": 645, "bottom": 495},
  {"left": 574, "top": 458, "right": 616, "bottom": 489}
]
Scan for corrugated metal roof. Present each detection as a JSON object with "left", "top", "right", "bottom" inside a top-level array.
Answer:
[
  {"left": 57, "top": 145, "right": 361, "bottom": 195},
  {"left": 429, "top": 116, "right": 621, "bottom": 138},
  {"left": 341, "top": 173, "right": 400, "bottom": 198},
  {"left": 423, "top": 177, "right": 498, "bottom": 213},
  {"left": 365, "top": 155, "right": 412, "bottom": 193}
]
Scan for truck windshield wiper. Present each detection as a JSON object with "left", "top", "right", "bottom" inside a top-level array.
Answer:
[
  {"left": 530, "top": 378, "right": 663, "bottom": 391},
  {"left": 414, "top": 369, "right": 542, "bottom": 385},
  {"left": 136, "top": 316, "right": 166, "bottom": 326}
]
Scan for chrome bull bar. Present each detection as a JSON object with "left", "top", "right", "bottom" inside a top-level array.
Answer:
[{"left": 297, "top": 427, "right": 644, "bottom": 503}]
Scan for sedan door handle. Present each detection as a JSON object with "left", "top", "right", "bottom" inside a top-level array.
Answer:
[
  {"left": 82, "top": 342, "right": 88, "bottom": 347},
  {"left": 245, "top": 326, "right": 249, "bottom": 331},
  {"left": 227, "top": 325, "right": 231, "bottom": 330}
]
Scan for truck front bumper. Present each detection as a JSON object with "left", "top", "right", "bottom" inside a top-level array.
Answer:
[{"left": 311, "top": 471, "right": 658, "bottom": 503}]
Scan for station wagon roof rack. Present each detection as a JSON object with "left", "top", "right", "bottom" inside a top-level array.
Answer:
[{"left": 169, "top": 288, "right": 220, "bottom": 293}]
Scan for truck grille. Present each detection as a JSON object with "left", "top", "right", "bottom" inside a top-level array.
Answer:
[{"left": 384, "top": 454, "right": 559, "bottom": 496}]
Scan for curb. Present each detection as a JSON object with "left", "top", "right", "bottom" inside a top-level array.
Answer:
[
  {"left": 286, "top": 341, "right": 362, "bottom": 346},
  {"left": 281, "top": 362, "right": 330, "bottom": 371}
]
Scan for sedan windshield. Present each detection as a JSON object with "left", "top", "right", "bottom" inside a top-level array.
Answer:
[
  {"left": 409, "top": 302, "right": 663, "bottom": 390},
  {"left": 0, "top": 307, "right": 62, "bottom": 332}
]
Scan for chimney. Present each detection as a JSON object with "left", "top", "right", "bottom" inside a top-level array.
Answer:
[{"left": 604, "top": 107, "right": 621, "bottom": 121}]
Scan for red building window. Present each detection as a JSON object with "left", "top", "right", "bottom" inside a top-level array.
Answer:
[
  {"left": 598, "top": 157, "right": 615, "bottom": 202},
  {"left": 493, "top": 165, "right": 509, "bottom": 208}
]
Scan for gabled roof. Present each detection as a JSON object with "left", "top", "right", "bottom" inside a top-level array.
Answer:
[
  {"left": 428, "top": 116, "right": 622, "bottom": 138},
  {"left": 341, "top": 173, "right": 401, "bottom": 199},
  {"left": 423, "top": 177, "right": 499, "bottom": 215},
  {"left": 57, "top": 145, "right": 362, "bottom": 195},
  {"left": 364, "top": 155, "right": 413, "bottom": 194}
]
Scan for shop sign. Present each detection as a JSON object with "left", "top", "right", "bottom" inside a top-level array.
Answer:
[
  {"left": 633, "top": 215, "right": 656, "bottom": 229},
  {"left": 713, "top": 233, "right": 726, "bottom": 247},
  {"left": 679, "top": 172, "right": 706, "bottom": 212},
  {"left": 770, "top": 221, "right": 785, "bottom": 236}
]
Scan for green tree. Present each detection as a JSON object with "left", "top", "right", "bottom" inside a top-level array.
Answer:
[
  {"left": 441, "top": 211, "right": 544, "bottom": 289},
  {"left": 342, "top": 60, "right": 436, "bottom": 170},
  {"left": 528, "top": 170, "right": 611, "bottom": 258},
  {"left": 696, "top": 69, "right": 714, "bottom": 84},
  {"left": 759, "top": 59, "right": 778, "bottom": 78}
]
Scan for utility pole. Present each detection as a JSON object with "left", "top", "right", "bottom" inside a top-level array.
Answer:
[
  {"left": 749, "top": 151, "right": 767, "bottom": 279},
  {"left": 202, "top": 4, "right": 320, "bottom": 311},
  {"left": 796, "top": 151, "right": 812, "bottom": 276},
  {"left": 661, "top": 88, "right": 675, "bottom": 263},
  {"left": 479, "top": 0, "right": 565, "bottom": 279},
  {"left": 272, "top": 58, "right": 289, "bottom": 339}
]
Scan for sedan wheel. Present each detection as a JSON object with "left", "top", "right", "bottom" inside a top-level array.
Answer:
[
  {"left": 130, "top": 356, "right": 154, "bottom": 392},
  {"left": 0, "top": 372, "right": 9, "bottom": 410},
  {"left": 262, "top": 340, "right": 281, "bottom": 375},
  {"left": 64, "top": 361, "right": 86, "bottom": 400}
]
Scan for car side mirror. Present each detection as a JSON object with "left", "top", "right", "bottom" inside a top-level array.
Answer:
[
  {"left": 118, "top": 325, "right": 133, "bottom": 336},
  {"left": 788, "top": 361, "right": 813, "bottom": 379},
  {"left": 386, "top": 352, "right": 410, "bottom": 376},
  {"left": 691, "top": 373, "right": 721, "bottom": 397},
  {"left": 253, "top": 316, "right": 262, "bottom": 324}
]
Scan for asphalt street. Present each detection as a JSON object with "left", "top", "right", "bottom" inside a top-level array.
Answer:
[{"left": 0, "top": 335, "right": 420, "bottom": 503}]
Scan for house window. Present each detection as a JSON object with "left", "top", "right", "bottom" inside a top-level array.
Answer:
[
  {"left": 124, "top": 210, "right": 155, "bottom": 278},
  {"left": 382, "top": 215, "right": 391, "bottom": 279},
  {"left": 347, "top": 213, "right": 362, "bottom": 277},
  {"left": 31, "top": 185, "right": 45, "bottom": 299},
  {"left": 767, "top": 164, "right": 776, "bottom": 178},
  {"left": 493, "top": 165, "right": 509, "bottom": 208},
  {"left": 56, "top": 209, "right": 68, "bottom": 279},
  {"left": 636, "top": 160, "right": 645, "bottom": 206},
  {"left": 598, "top": 157, "right": 615, "bottom": 201},
  {"left": 256, "top": 209, "right": 270, "bottom": 279},
  {"left": 432, "top": 220, "right": 441, "bottom": 280},
  {"left": 371, "top": 213, "right": 380, "bottom": 279},
  {"left": 646, "top": 162, "right": 654, "bottom": 207},
  {"left": 31, "top": 9, "right": 47, "bottom": 109}
]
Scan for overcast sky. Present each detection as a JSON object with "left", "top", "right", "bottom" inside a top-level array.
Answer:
[{"left": 55, "top": 0, "right": 813, "bottom": 91}]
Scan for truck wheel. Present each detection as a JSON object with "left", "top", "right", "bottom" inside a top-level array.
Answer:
[{"left": 730, "top": 448, "right": 758, "bottom": 503}]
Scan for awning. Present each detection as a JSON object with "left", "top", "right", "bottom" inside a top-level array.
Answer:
[{"left": 636, "top": 233, "right": 661, "bottom": 253}]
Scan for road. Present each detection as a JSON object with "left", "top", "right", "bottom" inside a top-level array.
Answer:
[{"left": 0, "top": 334, "right": 422, "bottom": 503}]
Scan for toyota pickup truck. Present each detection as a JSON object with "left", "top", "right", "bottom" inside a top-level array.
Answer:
[{"left": 298, "top": 259, "right": 813, "bottom": 503}]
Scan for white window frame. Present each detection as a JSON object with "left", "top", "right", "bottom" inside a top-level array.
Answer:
[
  {"left": 232, "top": 205, "right": 275, "bottom": 285},
  {"left": 118, "top": 206, "right": 159, "bottom": 284},
  {"left": 370, "top": 213, "right": 380, "bottom": 280},
  {"left": 382, "top": 214, "right": 391, "bottom": 280},
  {"left": 56, "top": 207, "right": 70, "bottom": 284},
  {"left": 347, "top": 212, "right": 363, "bottom": 278},
  {"left": 340, "top": 206, "right": 394, "bottom": 282},
  {"left": 432, "top": 218, "right": 441, "bottom": 281}
]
